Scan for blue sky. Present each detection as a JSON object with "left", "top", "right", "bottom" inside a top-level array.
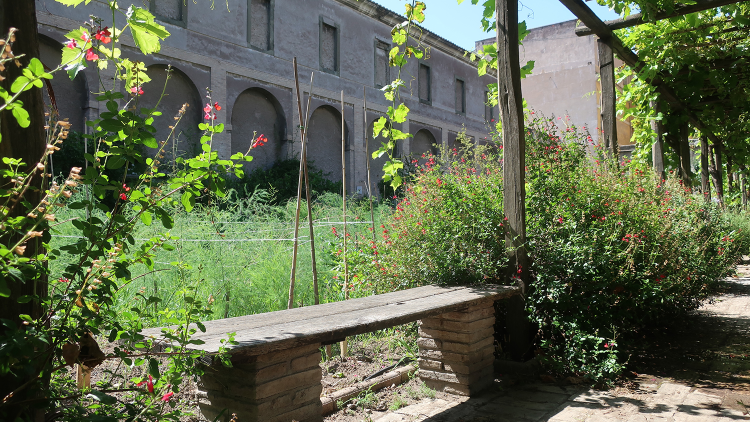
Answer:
[{"left": 374, "top": 0, "right": 622, "bottom": 51}]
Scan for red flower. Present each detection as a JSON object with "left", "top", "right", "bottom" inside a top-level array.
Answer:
[
  {"left": 214, "top": 102, "right": 221, "bottom": 111},
  {"left": 147, "top": 375, "right": 154, "bottom": 393},
  {"left": 203, "top": 103, "right": 211, "bottom": 113},
  {"left": 80, "top": 32, "right": 90, "bottom": 42},
  {"left": 95, "top": 27, "right": 111, "bottom": 44},
  {"left": 66, "top": 39, "right": 77, "bottom": 49},
  {"left": 130, "top": 86, "right": 144, "bottom": 96},
  {"left": 122, "top": 184, "right": 131, "bottom": 192},
  {"left": 85, "top": 48, "right": 99, "bottom": 61},
  {"left": 161, "top": 391, "right": 174, "bottom": 402},
  {"left": 251, "top": 134, "right": 268, "bottom": 149},
  {"left": 119, "top": 193, "right": 128, "bottom": 201}
]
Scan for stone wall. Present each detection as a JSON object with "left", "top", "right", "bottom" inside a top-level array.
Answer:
[{"left": 36, "top": 0, "right": 494, "bottom": 194}]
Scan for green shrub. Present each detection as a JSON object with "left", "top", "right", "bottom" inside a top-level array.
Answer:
[
  {"left": 355, "top": 134, "right": 508, "bottom": 291},
  {"left": 227, "top": 159, "right": 342, "bottom": 205},
  {"left": 355, "top": 120, "right": 748, "bottom": 384}
]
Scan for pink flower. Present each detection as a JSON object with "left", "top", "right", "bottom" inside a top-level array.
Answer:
[
  {"left": 161, "top": 391, "right": 174, "bottom": 402},
  {"left": 147, "top": 375, "right": 154, "bottom": 393},
  {"left": 95, "top": 27, "right": 111, "bottom": 44},
  {"left": 66, "top": 39, "right": 77, "bottom": 49},
  {"left": 119, "top": 193, "right": 128, "bottom": 201},
  {"left": 80, "top": 32, "right": 90, "bottom": 42},
  {"left": 203, "top": 103, "right": 211, "bottom": 113},
  {"left": 130, "top": 86, "right": 144, "bottom": 96},
  {"left": 85, "top": 48, "right": 99, "bottom": 61}
]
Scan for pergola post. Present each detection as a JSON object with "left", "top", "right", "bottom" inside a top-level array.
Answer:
[
  {"left": 496, "top": 0, "right": 529, "bottom": 360},
  {"left": 598, "top": 39, "right": 618, "bottom": 161},
  {"left": 650, "top": 100, "right": 665, "bottom": 180},
  {"left": 700, "top": 136, "right": 711, "bottom": 202},
  {"left": 678, "top": 122, "right": 693, "bottom": 188}
]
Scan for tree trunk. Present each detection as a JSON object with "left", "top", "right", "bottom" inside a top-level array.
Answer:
[
  {"left": 497, "top": 0, "right": 530, "bottom": 361},
  {"left": 0, "top": 1, "right": 48, "bottom": 420},
  {"left": 0, "top": 0, "right": 47, "bottom": 322}
]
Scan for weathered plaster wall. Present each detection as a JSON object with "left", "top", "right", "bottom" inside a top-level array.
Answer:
[
  {"left": 36, "top": 0, "right": 495, "bottom": 194},
  {"left": 476, "top": 19, "right": 634, "bottom": 152}
]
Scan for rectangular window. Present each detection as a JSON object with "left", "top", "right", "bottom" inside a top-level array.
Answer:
[
  {"left": 248, "top": 0, "right": 273, "bottom": 51},
  {"left": 150, "top": 0, "right": 185, "bottom": 26},
  {"left": 455, "top": 78, "right": 466, "bottom": 114},
  {"left": 320, "top": 18, "right": 339, "bottom": 74},
  {"left": 418, "top": 63, "right": 431, "bottom": 104},
  {"left": 484, "top": 90, "right": 495, "bottom": 123},
  {"left": 374, "top": 40, "right": 389, "bottom": 88}
]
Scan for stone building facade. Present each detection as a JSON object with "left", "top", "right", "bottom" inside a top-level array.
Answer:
[
  {"left": 477, "top": 20, "right": 634, "bottom": 156},
  {"left": 35, "top": 0, "right": 494, "bottom": 194}
]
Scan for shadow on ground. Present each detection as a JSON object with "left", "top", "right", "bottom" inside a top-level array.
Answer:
[{"left": 374, "top": 274, "right": 750, "bottom": 421}]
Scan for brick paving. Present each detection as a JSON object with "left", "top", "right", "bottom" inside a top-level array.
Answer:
[{"left": 374, "top": 272, "right": 750, "bottom": 422}]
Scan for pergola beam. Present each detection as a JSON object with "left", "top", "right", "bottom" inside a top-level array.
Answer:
[
  {"left": 559, "top": 0, "right": 725, "bottom": 147},
  {"left": 575, "top": 0, "right": 746, "bottom": 36}
]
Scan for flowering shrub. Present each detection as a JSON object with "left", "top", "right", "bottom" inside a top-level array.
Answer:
[
  {"left": 356, "top": 116, "right": 747, "bottom": 383},
  {"left": 351, "top": 134, "right": 508, "bottom": 292}
]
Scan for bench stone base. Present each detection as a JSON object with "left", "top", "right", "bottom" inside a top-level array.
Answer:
[
  {"left": 418, "top": 299, "right": 496, "bottom": 396},
  {"left": 197, "top": 343, "right": 323, "bottom": 422}
]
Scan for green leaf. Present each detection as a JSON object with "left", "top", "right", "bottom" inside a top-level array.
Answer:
[
  {"left": 372, "top": 117, "right": 387, "bottom": 139},
  {"left": 28, "top": 58, "right": 44, "bottom": 77},
  {"left": 11, "top": 106, "right": 30, "bottom": 128},
  {"left": 140, "top": 211, "right": 153, "bottom": 226},
  {"left": 10, "top": 76, "right": 30, "bottom": 93},
  {"left": 0, "top": 276, "right": 10, "bottom": 298},
  {"left": 181, "top": 191, "right": 194, "bottom": 212},
  {"left": 56, "top": 0, "right": 88, "bottom": 6},
  {"left": 128, "top": 7, "right": 171, "bottom": 55}
]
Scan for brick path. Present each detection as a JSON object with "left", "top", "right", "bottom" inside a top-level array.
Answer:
[{"left": 374, "top": 272, "right": 750, "bottom": 422}]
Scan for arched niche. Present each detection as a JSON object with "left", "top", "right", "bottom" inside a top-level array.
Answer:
[
  {"left": 230, "top": 87, "right": 286, "bottom": 171},
  {"left": 307, "top": 105, "right": 349, "bottom": 183},
  {"left": 38, "top": 35, "right": 88, "bottom": 133},
  {"left": 411, "top": 128, "right": 439, "bottom": 159},
  {"left": 138, "top": 65, "right": 203, "bottom": 169}
]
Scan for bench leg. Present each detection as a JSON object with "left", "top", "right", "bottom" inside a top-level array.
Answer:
[
  {"left": 197, "top": 343, "right": 323, "bottom": 422},
  {"left": 417, "top": 298, "right": 496, "bottom": 396}
]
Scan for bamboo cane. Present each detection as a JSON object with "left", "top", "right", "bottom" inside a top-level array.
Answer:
[
  {"left": 295, "top": 71, "right": 319, "bottom": 306},
  {"left": 288, "top": 58, "right": 308, "bottom": 310},
  {"left": 364, "top": 87, "right": 376, "bottom": 243},
  {"left": 341, "top": 90, "right": 348, "bottom": 358}
]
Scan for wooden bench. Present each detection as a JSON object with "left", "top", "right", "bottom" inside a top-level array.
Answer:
[{"left": 145, "top": 284, "right": 519, "bottom": 422}]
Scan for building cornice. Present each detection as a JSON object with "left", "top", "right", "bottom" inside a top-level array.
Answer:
[{"left": 334, "top": 0, "right": 479, "bottom": 68}]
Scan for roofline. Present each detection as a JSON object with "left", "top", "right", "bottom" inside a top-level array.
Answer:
[{"left": 334, "top": 0, "right": 478, "bottom": 67}]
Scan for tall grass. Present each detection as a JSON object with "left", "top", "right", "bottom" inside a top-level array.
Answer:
[{"left": 49, "top": 188, "right": 389, "bottom": 326}]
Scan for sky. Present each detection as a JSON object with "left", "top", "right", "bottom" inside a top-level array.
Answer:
[{"left": 374, "top": 0, "right": 623, "bottom": 51}]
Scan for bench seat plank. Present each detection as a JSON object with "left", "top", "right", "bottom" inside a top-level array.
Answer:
[{"left": 144, "top": 284, "right": 519, "bottom": 357}]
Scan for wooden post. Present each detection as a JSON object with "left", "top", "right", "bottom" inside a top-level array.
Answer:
[
  {"left": 650, "top": 101, "right": 665, "bottom": 180},
  {"left": 496, "top": 0, "right": 529, "bottom": 360},
  {"left": 709, "top": 143, "right": 724, "bottom": 208},
  {"left": 364, "top": 87, "right": 376, "bottom": 243},
  {"left": 598, "top": 38, "right": 618, "bottom": 161},
  {"left": 288, "top": 58, "right": 306, "bottom": 310},
  {"left": 678, "top": 122, "right": 692, "bottom": 189},
  {"left": 700, "top": 136, "right": 711, "bottom": 202},
  {"left": 341, "top": 90, "right": 348, "bottom": 358},
  {"left": 739, "top": 164, "right": 747, "bottom": 210},
  {"left": 300, "top": 74, "right": 320, "bottom": 306}
]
